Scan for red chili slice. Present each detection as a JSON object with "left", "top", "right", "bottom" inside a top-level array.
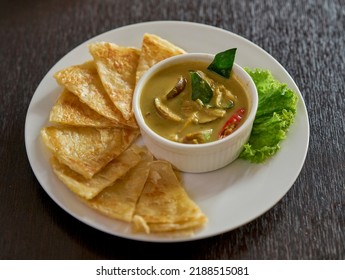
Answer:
[{"left": 219, "top": 108, "right": 245, "bottom": 139}]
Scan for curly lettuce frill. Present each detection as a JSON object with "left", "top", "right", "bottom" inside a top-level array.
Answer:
[{"left": 239, "top": 69, "right": 298, "bottom": 163}]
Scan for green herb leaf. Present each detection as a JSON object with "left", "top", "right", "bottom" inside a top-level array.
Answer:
[
  {"left": 190, "top": 71, "right": 213, "bottom": 104},
  {"left": 207, "top": 48, "right": 237, "bottom": 78}
]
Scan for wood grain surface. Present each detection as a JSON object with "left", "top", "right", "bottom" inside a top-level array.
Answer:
[{"left": 0, "top": 0, "right": 344, "bottom": 259}]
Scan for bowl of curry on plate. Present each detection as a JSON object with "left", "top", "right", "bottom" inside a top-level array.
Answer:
[{"left": 133, "top": 51, "right": 258, "bottom": 173}]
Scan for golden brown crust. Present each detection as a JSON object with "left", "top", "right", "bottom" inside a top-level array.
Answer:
[
  {"left": 89, "top": 42, "right": 140, "bottom": 121},
  {"left": 43, "top": 35, "right": 207, "bottom": 236},
  {"left": 41, "top": 126, "right": 139, "bottom": 179},
  {"left": 49, "top": 89, "right": 118, "bottom": 127},
  {"left": 50, "top": 146, "right": 143, "bottom": 199},
  {"left": 135, "top": 33, "right": 186, "bottom": 84},
  {"left": 54, "top": 61, "right": 137, "bottom": 128},
  {"left": 132, "top": 161, "right": 207, "bottom": 233},
  {"left": 85, "top": 151, "right": 153, "bottom": 222}
]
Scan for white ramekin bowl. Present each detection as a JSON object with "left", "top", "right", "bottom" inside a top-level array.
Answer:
[{"left": 133, "top": 53, "right": 258, "bottom": 173}]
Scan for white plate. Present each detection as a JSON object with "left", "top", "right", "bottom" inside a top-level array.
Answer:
[{"left": 25, "top": 21, "right": 309, "bottom": 242}]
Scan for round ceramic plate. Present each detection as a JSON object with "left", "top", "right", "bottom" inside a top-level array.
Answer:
[{"left": 25, "top": 21, "right": 309, "bottom": 242}]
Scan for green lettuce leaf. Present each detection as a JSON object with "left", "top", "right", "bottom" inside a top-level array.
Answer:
[{"left": 239, "top": 68, "right": 298, "bottom": 163}]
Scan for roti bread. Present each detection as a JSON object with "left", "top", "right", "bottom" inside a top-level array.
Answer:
[
  {"left": 41, "top": 126, "right": 139, "bottom": 179},
  {"left": 89, "top": 42, "right": 140, "bottom": 121},
  {"left": 50, "top": 145, "right": 143, "bottom": 199},
  {"left": 49, "top": 89, "right": 117, "bottom": 127},
  {"left": 85, "top": 148, "right": 153, "bottom": 222},
  {"left": 54, "top": 61, "right": 137, "bottom": 128},
  {"left": 135, "top": 33, "right": 186, "bottom": 83},
  {"left": 132, "top": 161, "right": 207, "bottom": 233},
  {"left": 41, "top": 34, "right": 207, "bottom": 236}
]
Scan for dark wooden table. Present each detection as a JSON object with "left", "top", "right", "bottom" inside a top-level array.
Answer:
[{"left": 1, "top": 0, "right": 344, "bottom": 260}]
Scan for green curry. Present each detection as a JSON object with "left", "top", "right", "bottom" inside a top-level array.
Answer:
[{"left": 140, "top": 59, "right": 249, "bottom": 144}]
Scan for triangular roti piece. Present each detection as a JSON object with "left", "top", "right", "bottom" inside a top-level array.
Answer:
[
  {"left": 132, "top": 161, "right": 207, "bottom": 234},
  {"left": 89, "top": 42, "right": 140, "bottom": 121},
  {"left": 49, "top": 89, "right": 117, "bottom": 127},
  {"left": 54, "top": 61, "right": 137, "bottom": 128},
  {"left": 41, "top": 126, "right": 139, "bottom": 179},
  {"left": 135, "top": 33, "right": 186, "bottom": 83},
  {"left": 85, "top": 148, "right": 153, "bottom": 222},
  {"left": 50, "top": 145, "right": 144, "bottom": 199}
]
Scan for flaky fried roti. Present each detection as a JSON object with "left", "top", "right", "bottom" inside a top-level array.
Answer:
[
  {"left": 41, "top": 126, "right": 139, "bottom": 179},
  {"left": 132, "top": 161, "right": 207, "bottom": 234},
  {"left": 135, "top": 33, "right": 186, "bottom": 83},
  {"left": 49, "top": 89, "right": 117, "bottom": 127},
  {"left": 89, "top": 42, "right": 140, "bottom": 121},
  {"left": 86, "top": 148, "right": 153, "bottom": 222},
  {"left": 54, "top": 61, "right": 137, "bottom": 128},
  {"left": 42, "top": 34, "right": 207, "bottom": 237},
  {"left": 50, "top": 145, "right": 144, "bottom": 199}
]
